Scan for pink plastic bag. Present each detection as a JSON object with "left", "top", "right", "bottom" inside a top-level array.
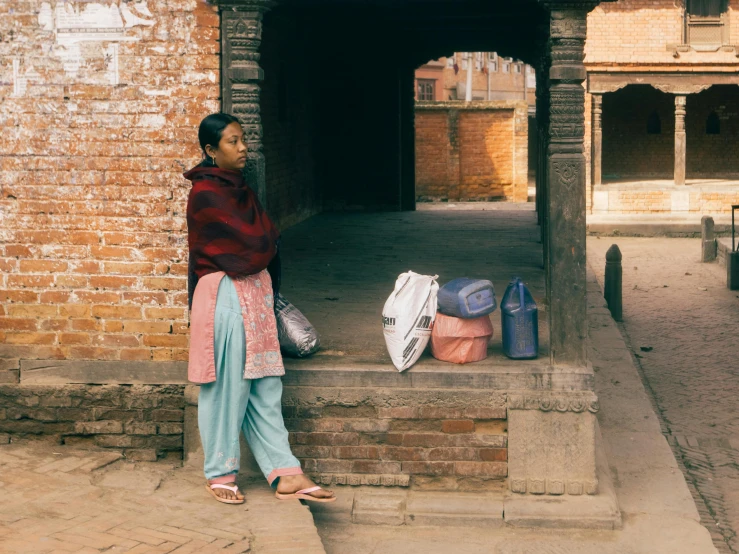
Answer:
[{"left": 430, "top": 313, "right": 493, "bottom": 364}]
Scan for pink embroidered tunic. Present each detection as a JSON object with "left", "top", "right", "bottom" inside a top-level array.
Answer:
[{"left": 188, "top": 269, "right": 285, "bottom": 383}]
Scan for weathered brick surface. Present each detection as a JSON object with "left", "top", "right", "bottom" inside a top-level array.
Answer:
[
  {"left": 438, "top": 54, "right": 535, "bottom": 102},
  {"left": 415, "top": 102, "right": 528, "bottom": 203},
  {"left": 586, "top": 0, "right": 739, "bottom": 65},
  {"left": 0, "top": 385, "right": 185, "bottom": 459},
  {"left": 283, "top": 403, "right": 508, "bottom": 485},
  {"left": 0, "top": 0, "right": 219, "bottom": 365}
]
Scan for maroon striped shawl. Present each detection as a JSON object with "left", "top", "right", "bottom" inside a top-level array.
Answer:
[{"left": 185, "top": 164, "right": 279, "bottom": 307}]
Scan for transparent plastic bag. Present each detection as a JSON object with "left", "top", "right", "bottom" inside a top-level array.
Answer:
[{"left": 274, "top": 293, "right": 320, "bottom": 358}]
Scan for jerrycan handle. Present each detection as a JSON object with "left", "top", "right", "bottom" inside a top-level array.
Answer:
[{"left": 518, "top": 280, "right": 525, "bottom": 311}]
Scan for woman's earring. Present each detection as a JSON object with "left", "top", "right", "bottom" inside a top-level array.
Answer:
[{"left": 211, "top": 156, "right": 216, "bottom": 166}]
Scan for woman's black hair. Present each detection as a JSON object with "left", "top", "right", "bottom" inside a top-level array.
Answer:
[{"left": 198, "top": 113, "right": 242, "bottom": 161}]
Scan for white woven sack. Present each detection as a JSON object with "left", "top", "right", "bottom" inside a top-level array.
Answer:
[{"left": 382, "top": 271, "right": 439, "bottom": 372}]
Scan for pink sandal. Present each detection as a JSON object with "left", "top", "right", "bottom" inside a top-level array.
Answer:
[
  {"left": 275, "top": 486, "right": 336, "bottom": 503},
  {"left": 205, "top": 482, "right": 245, "bottom": 505}
]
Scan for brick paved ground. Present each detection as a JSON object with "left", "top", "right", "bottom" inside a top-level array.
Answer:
[
  {"left": 588, "top": 237, "right": 739, "bottom": 554},
  {"left": 0, "top": 439, "right": 325, "bottom": 553}
]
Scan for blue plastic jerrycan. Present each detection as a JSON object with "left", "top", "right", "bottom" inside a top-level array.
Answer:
[
  {"left": 437, "top": 278, "right": 497, "bottom": 319},
  {"left": 501, "top": 277, "right": 538, "bottom": 359}
]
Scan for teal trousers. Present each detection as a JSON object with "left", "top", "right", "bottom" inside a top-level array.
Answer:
[{"left": 198, "top": 276, "right": 302, "bottom": 485}]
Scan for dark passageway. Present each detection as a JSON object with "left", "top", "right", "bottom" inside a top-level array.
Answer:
[{"left": 257, "top": 0, "right": 548, "bottom": 229}]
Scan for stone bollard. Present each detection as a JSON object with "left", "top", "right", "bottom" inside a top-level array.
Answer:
[
  {"left": 701, "top": 216, "right": 717, "bottom": 262},
  {"left": 604, "top": 244, "right": 623, "bottom": 322},
  {"left": 728, "top": 252, "right": 739, "bottom": 290},
  {"left": 730, "top": 206, "right": 739, "bottom": 290}
]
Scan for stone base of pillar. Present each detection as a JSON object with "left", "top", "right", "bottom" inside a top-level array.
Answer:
[
  {"left": 507, "top": 391, "right": 599, "bottom": 496},
  {"left": 505, "top": 420, "right": 621, "bottom": 529}
]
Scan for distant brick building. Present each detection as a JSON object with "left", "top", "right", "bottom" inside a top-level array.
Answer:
[
  {"left": 584, "top": 0, "right": 739, "bottom": 215},
  {"left": 415, "top": 53, "right": 536, "bottom": 105}
]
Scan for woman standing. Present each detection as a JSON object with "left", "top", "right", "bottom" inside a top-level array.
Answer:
[{"left": 185, "top": 113, "right": 335, "bottom": 504}]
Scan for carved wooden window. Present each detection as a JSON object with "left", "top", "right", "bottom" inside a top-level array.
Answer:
[
  {"left": 417, "top": 79, "right": 435, "bottom": 101},
  {"left": 686, "top": 0, "right": 728, "bottom": 47},
  {"left": 706, "top": 111, "right": 721, "bottom": 134},
  {"left": 688, "top": 0, "right": 724, "bottom": 17},
  {"left": 647, "top": 111, "right": 662, "bottom": 134}
]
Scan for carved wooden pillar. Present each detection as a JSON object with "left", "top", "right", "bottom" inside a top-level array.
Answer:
[
  {"left": 591, "top": 93, "right": 603, "bottom": 186},
  {"left": 534, "top": 17, "right": 551, "bottom": 269},
  {"left": 536, "top": 62, "right": 551, "bottom": 269},
  {"left": 220, "top": 1, "right": 274, "bottom": 208},
  {"left": 544, "top": 6, "right": 590, "bottom": 368},
  {"left": 535, "top": 49, "right": 551, "bottom": 234},
  {"left": 674, "top": 95, "right": 687, "bottom": 186}
]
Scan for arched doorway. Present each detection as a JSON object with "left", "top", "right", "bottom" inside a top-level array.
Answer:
[{"left": 602, "top": 85, "right": 675, "bottom": 182}]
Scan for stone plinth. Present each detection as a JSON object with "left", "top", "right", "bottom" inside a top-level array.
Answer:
[
  {"left": 507, "top": 391, "right": 599, "bottom": 496},
  {"left": 181, "top": 359, "right": 600, "bottom": 493}
]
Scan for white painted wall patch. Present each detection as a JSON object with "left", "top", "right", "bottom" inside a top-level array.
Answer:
[
  {"left": 104, "top": 43, "right": 119, "bottom": 86},
  {"left": 34, "top": 0, "right": 157, "bottom": 81}
]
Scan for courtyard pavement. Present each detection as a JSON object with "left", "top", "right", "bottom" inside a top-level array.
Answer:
[
  {"left": 589, "top": 236, "right": 739, "bottom": 554},
  {"left": 0, "top": 441, "right": 325, "bottom": 553}
]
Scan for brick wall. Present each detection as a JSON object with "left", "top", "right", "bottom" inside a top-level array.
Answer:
[
  {"left": 281, "top": 388, "right": 508, "bottom": 489},
  {"left": 441, "top": 54, "right": 534, "bottom": 103},
  {"left": 415, "top": 102, "right": 528, "bottom": 202},
  {"left": 0, "top": 0, "right": 220, "bottom": 375},
  {"left": 0, "top": 385, "right": 184, "bottom": 460},
  {"left": 415, "top": 111, "right": 453, "bottom": 198},
  {"left": 586, "top": 0, "right": 739, "bottom": 66}
]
